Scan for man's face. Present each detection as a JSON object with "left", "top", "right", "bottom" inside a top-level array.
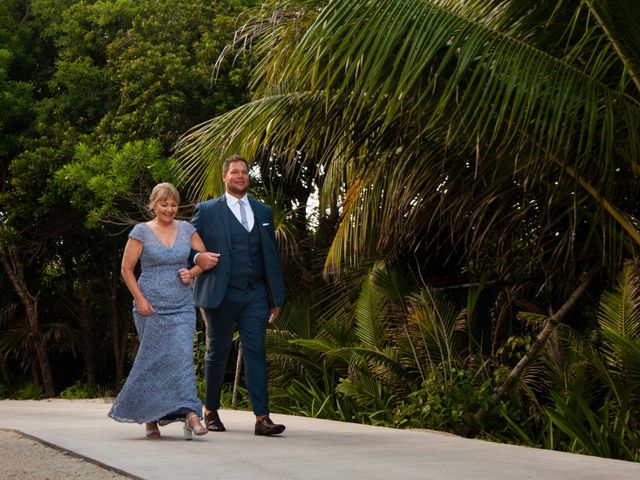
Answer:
[{"left": 223, "top": 161, "right": 250, "bottom": 197}]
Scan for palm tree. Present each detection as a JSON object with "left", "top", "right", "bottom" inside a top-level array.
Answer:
[{"left": 177, "top": 0, "right": 640, "bottom": 294}]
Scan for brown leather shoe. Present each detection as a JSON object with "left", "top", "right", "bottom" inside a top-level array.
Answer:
[
  {"left": 254, "top": 416, "right": 285, "bottom": 436},
  {"left": 204, "top": 410, "right": 226, "bottom": 432}
]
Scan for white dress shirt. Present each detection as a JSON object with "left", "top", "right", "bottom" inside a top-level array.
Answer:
[{"left": 225, "top": 192, "right": 255, "bottom": 231}]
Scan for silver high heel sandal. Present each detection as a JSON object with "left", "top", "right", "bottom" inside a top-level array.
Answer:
[
  {"left": 183, "top": 413, "right": 208, "bottom": 440},
  {"left": 145, "top": 422, "right": 161, "bottom": 439}
]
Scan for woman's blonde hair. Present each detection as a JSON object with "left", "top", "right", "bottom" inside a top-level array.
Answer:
[{"left": 148, "top": 182, "right": 180, "bottom": 209}]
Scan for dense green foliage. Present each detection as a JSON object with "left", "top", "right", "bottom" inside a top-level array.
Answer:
[
  {"left": 0, "top": 0, "right": 257, "bottom": 394},
  {"left": 2, "top": 0, "right": 640, "bottom": 462}
]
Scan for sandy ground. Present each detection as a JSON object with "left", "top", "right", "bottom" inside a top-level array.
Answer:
[{"left": 0, "top": 429, "right": 133, "bottom": 479}]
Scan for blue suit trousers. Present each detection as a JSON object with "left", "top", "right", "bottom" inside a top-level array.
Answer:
[{"left": 202, "top": 283, "right": 270, "bottom": 415}]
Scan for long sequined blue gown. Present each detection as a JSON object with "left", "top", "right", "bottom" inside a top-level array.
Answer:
[{"left": 108, "top": 220, "right": 202, "bottom": 424}]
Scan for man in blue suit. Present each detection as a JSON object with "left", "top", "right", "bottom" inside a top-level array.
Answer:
[{"left": 192, "top": 154, "right": 286, "bottom": 436}]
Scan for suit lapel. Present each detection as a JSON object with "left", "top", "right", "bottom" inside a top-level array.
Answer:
[
  {"left": 216, "top": 194, "right": 232, "bottom": 250},
  {"left": 249, "top": 198, "right": 274, "bottom": 254},
  {"left": 248, "top": 197, "right": 264, "bottom": 228}
]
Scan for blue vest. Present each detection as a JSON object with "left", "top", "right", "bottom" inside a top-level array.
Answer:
[{"left": 227, "top": 206, "right": 265, "bottom": 289}]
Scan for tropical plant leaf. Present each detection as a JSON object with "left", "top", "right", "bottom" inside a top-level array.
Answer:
[
  {"left": 597, "top": 261, "right": 640, "bottom": 385},
  {"left": 354, "top": 266, "right": 389, "bottom": 350}
]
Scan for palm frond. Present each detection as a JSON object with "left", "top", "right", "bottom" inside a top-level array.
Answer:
[
  {"left": 283, "top": 0, "right": 639, "bottom": 174},
  {"left": 176, "top": 0, "right": 640, "bottom": 276},
  {"left": 586, "top": 0, "right": 640, "bottom": 92},
  {"left": 597, "top": 260, "right": 640, "bottom": 386},
  {"left": 406, "top": 286, "right": 466, "bottom": 375},
  {"left": 176, "top": 91, "right": 327, "bottom": 199},
  {"left": 354, "top": 267, "right": 389, "bottom": 350},
  {"left": 597, "top": 261, "right": 640, "bottom": 339}
]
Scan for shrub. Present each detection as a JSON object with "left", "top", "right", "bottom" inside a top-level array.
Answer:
[
  {"left": 59, "top": 382, "right": 113, "bottom": 399},
  {"left": 393, "top": 367, "right": 504, "bottom": 436},
  {"left": 16, "top": 382, "right": 44, "bottom": 400}
]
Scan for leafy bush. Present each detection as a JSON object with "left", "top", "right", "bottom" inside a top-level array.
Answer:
[
  {"left": 219, "top": 384, "right": 250, "bottom": 410},
  {"left": 393, "top": 367, "right": 504, "bottom": 436},
  {"left": 59, "top": 382, "right": 113, "bottom": 399},
  {"left": 546, "top": 390, "right": 640, "bottom": 461},
  {"left": 59, "top": 382, "right": 92, "bottom": 399},
  {"left": 272, "top": 376, "right": 341, "bottom": 419},
  {"left": 15, "top": 383, "right": 44, "bottom": 400}
]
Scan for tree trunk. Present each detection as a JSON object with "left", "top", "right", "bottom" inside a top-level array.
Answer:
[
  {"left": 0, "top": 243, "right": 56, "bottom": 397},
  {"left": 232, "top": 343, "right": 243, "bottom": 406},
  {"left": 76, "top": 281, "right": 96, "bottom": 388},
  {"left": 0, "top": 357, "right": 11, "bottom": 385},
  {"left": 32, "top": 328, "right": 55, "bottom": 397},
  {"left": 110, "top": 256, "right": 128, "bottom": 389},
  {"left": 30, "top": 362, "right": 40, "bottom": 388}
]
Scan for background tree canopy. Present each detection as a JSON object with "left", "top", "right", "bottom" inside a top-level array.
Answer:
[
  {"left": 0, "top": 0, "right": 257, "bottom": 395},
  {"left": 1, "top": 0, "right": 640, "bottom": 461}
]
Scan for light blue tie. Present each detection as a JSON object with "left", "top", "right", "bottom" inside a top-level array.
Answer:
[{"left": 238, "top": 200, "right": 250, "bottom": 231}]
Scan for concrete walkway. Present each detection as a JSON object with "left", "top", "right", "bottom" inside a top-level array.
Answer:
[{"left": 1, "top": 399, "right": 639, "bottom": 479}]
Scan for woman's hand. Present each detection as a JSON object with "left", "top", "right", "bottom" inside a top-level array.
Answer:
[
  {"left": 178, "top": 268, "right": 191, "bottom": 284},
  {"left": 135, "top": 296, "right": 155, "bottom": 316},
  {"left": 195, "top": 251, "right": 220, "bottom": 270}
]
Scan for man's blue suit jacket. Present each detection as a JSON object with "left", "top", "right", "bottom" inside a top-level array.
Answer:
[{"left": 191, "top": 194, "right": 285, "bottom": 310}]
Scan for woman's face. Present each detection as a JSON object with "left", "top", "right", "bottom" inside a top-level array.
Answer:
[{"left": 153, "top": 195, "right": 178, "bottom": 224}]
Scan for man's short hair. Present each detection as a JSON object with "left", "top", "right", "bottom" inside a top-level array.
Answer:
[{"left": 223, "top": 154, "right": 249, "bottom": 174}]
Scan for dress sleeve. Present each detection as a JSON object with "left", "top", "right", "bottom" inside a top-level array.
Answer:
[
  {"left": 183, "top": 221, "right": 196, "bottom": 237},
  {"left": 129, "top": 223, "right": 145, "bottom": 242}
]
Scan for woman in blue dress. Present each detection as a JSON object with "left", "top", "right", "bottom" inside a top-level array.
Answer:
[{"left": 108, "top": 183, "right": 212, "bottom": 440}]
